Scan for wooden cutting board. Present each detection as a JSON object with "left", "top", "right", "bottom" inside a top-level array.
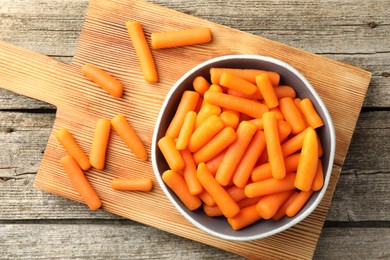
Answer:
[{"left": 0, "top": 0, "right": 371, "bottom": 259}]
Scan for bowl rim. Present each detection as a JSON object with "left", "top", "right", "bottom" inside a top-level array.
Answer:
[{"left": 151, "top": 54, "right": 336, "bottom": 241}]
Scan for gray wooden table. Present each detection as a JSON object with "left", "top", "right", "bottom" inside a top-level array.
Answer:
[{"left": 0, "top": 0, "right": 389, "bottom": 259}]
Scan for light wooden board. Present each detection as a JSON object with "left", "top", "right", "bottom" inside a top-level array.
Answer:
[{"left": 0, "top": 0, "right": 371, "bottom": 259}]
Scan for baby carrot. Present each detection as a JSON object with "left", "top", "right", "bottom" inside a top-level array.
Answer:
[
  {"left": 294, "top": 127, "right": 318, "bottom": 191},
  {"left": 237, "top": 197, "right": 262, "bottom": 208},
  {"left": 220, "top": 111, "right": 240, "bottom": 130},
  {"left": 110, "top": 178, "right": 153, "bottom": 191},
  {"left": 125, "top": 21, "right": 158, "bottom": 83},
  {"left": 203, "top": 204, "right": 223, "bottom": 217},
  {"left": 256, "top": 190, "right": 294, "bottom": 220},
  {"left": 215, "top": 121, "right": 258, "bottom": 186},
  {"left": 176, "top": 111, "right": 196, "bottom": 150},
  {"left": 204, "top": 91, "right": 269, "bottom": 119},
  {"left": 311, "top": 159, "right": 324, "bottom": 191},
  {"left": 162, "top": 170, "right": 202, "bottom": 211},
  {"left": 227, "top": 204, "right": 262, "bottom": 231},
  {"left": 195, "top": 103, "right": 221, "bottom": 128},
  {"left": 299, "top": 98, "right": 324, "bottom": 129},
  {"left": 233, "top": 130, "right": 266, "bottom": 188},
  {"left": 248, "top": 118, "right": 263, "bottom": 130},
  {"left": 202, "top": 186, "right": 247, "bottom": 217},
  {"left": 219, "top": 72, "right": 258, "bottom": 95},
  {"left": 55, "top": 128, "right": 91, "bottom": 171},
  {"left": 285, "top": 190, "right": 314, "bottom": 217},
  {"left": 89, "top": 118, "right": 111, "bottom": 170},
  {"left": 198, "top": 190, "right": 215, "bottom": 207},
  {"left": 279, "top": 97, "right": 306, "bottom": 135},
  {"left": 227, "top": 185, "right": 247, "bottom": 202},
  {"left": 262, "top": 112, "right": 286, "bottom": 179},
  {"left": 272, "top": 191, "right": 299, "bottom": 221},
  {"left": 208, "top": 83, "right": 224, "bottom": 93},
  {"left": 270, "top": 107, "right": 284, "bottom": 120},
  {"left": 180, "top": 148, "right": 203, "bottom": 195},
  {"left": 188, "top": 115, "right": 224, "bottom": 153},
  {"left": 244, "top": 172, "right": 296, "bottom": 198},
  {"left": 111, "top": 114, "right": 147, "bottom": 161},
  {"left": 210, "top": 68, "right": 280, "bottom": 86},
  {"left": 165, "top": 91, "right": 200, "bottom": 138},
  {"left": 256, "top": 73, "right": 279, "bottom": 108},
  {"left": 60, "top": 155, "right": 101, "bottom": 210},
  {"left": 294, "top": 98, "right": 309, "bottom": 128},
  {"left": 205, "top": 149, "right": 226, "bottom": 175},
  {"left": 197, "top": 163, "right": 240, "bottom": 218},
  {"left": 157, "top": 136, "right": 185, "bottom": 172},
  {"left": 151, "top": 27, "right": 212, "bottom": 49},
  {"left": 81, "top": 64, "right": 123, "bottom": 98},
  {"left": 193, "top": 127, "right": 236, "bottom": 165},
  {"left": 278, "top": 119, "right": 292, "bottom": 142},
  {"left": 193, "top": 76, "right": 210, "bottom": 96},
  {"left": 274, "top": 86, "right": 297, "bottom": 99},
  {"left": 281, "top": 127, "right": 311, "bottom": 157}
]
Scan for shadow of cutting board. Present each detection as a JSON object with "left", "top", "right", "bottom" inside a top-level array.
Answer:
[{"left": 0, "top": 0, "right": 371, "bottom": 259}]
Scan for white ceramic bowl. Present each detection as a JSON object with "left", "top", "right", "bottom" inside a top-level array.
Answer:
[{"left": 151, "top": 55, "right": 336, "bottom": 241}]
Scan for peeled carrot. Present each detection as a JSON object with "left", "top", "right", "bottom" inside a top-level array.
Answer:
[
  {"left": 248, "top": 118, "right": 263, "bottom": 130},
  {"left": 237, "top": 197, "right": 262, "bottom": 208},
  {"left": 270, "top": 107, "right": 284, "bottom": 120},
  {"left": 256, "top": 190, "right": 294, "bottom": 219},
  {"left": 226, "top": 185, "right": 247, "bottom": 202},
  {"left": 55, "top": 128, "right": 91, "bottom": 171},
  {"left": 180, "top": 148, "right": 203, "bottom": 195},
  {"left": 197, "top": 163, "right": 240, "bottom": 218},
  {"left": 188, "top": 115, "right": 224, "bottom": 153},
  {"left": 205, "top": 149, "right": 226, "bottom": 175},
  {"left": 227, "top": 204, "right": 262, "bottom": 231},
  {"left": 198, "top": 190, "right": 215, "bottom": 207},
  {"left": 111, "top": 114, "right": 147, "bottom": 161},
  {"left": 81, "top": 64, "right": 123, "bottom": 98},
  {"left": 89, "top": 118, "right": 111, "bottom": 170},
  {"left": 193, "top": 76, "right": 210, "bottom": 96},
  {"left": 256, "top": 73, "right": 279, "bottom": 108},
  {"left": 278, "top": 119, "right": 292, "bottom": 142},
  {"left": 110, "top": 178, "right": 153, "bottom": 191},
  {"left": 294, "top": 127, "right": 318, "bottom": 191},
  {"left": 232, "top": 130, "right": 266, "bottom": 188},
  {"left": 204, "top": 91, "right": 269, "bottom": 119},
  {"left": 262, "top": 112, "right": 286, "bottom": 179},
  {"left": 279, "top": 97, "right": 306, "bottom": 135},
  {"left": 215, "top": 121, "right": 258, "bottom": 186},
  {"left": 311, "top": 159, "right": 324, "bottom": 191},
  {"left": 157, "top": 136, "right": 185, "bottom": 172},
  {"left": 299, "top": 98, "right": 324, "bottom": 129},
  {"left": 125, "top": 21, "right": 158, "bottom": 83},
  {"left": 210, "top": 68, "right": 280, "bottom": 86},
  {"left": 227, "top": 89, "right": 263, "bottom": 100},
  {"left": 165, "top": 91, "right": 200, "bottom": 138},
  {"left": 281, "top": 127, "right": 311, "bottom": 157},
  {"left": 176, "top": 111, "right": 196, "bottom": 150},
  {"left": 285, "top": 190, "right": 314, "bottom": 217},
  {"left": 162, "top": 170, "right": 202, "bottom": 211},
  {"left": 151, "top": 27, "right": 212, "bottom": 49},
  {"left": 195, "top": 103, "right": 221, "bottom": 128},
  {"left": 208, "top": 83, "right": 224, "bottom": 93},
  {"left": 203, "top": 204, "right": 223, "bottom": 217},
  {"left": 244, "top": 172, "right": 296, "bottom": 198},
  {"left": 272, "top": 191, "right": 299, "bottom": 221},
  {"left": 294, "top": 98, "right": 309, "bottom": 128},
  {"left": 274, "top": 86, "right": 296, "bottom": 99},
  {"left": 201, "top": 186, "right": 246, "bottom": 217},
  {"left": 220, "top": 111, "right": 240, "bottom": 130},
  {"left": 219, "top": 72, "right": 258, "bottom": 95},
  {"left": 60, "top": 155, "right": 101, "bottom": 210}
]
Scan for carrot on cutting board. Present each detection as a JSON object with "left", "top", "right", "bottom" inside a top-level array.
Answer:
[
  {"left": 219, "top": 72, "right": 258, "bottom": 95},
  {"left": 111, "top": 114, "right": 148, "bottom": 161},
  {"left": 176, "top": 111, "right": 197, "bottom": 150},
  {"left": 299, "top": 98, "right": 324, "bottom": 129},
  {"left": 81, "top": 64, "right": 124, "bottom": 98},
  {"left": 227, "top": 204, "right": 262, "bottom": 231},
  {"left": 89, "top": 118, "right": 111, "bottom": 170},
  {"left": 157, "top": 136, "right": 185, "bottom": 172},
  {"left": 151, "top": 27, "right": 212, "bottom": 49},
  {"left": 60, "top": 155, "right": 101, "bottom": 210},
  {"left": 110, "top": 178, "right": 153, "bottom": 191},
  {"left": 256, "top": 73, "right": 279, "bottom": 108},
  {"left": 210, "top": 68, "right": 280, "bottom": 86},
  {"left": 125, "top": 21, "right": 158, "bottom": 83},
  {"left": 55, "top": 128, "right": 91, "bottom": 171}
]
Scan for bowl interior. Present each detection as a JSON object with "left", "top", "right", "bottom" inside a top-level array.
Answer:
[{"left": 152, "top": 55, "right": 335, "bottom": 241}]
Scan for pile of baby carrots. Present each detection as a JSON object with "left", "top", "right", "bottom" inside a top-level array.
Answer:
[{"left": 158, "top": 68, "right": 325, "bottom": 230}]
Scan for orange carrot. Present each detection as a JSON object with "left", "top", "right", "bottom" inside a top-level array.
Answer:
[
  {"left": 110, "top": 178, "right": 153, "bottom": 191},
  {"left": 279, "top": 97, "right": 306, "bottom": 135},
  {"left": 89, "top": 118, "right": 111, "bottom": 170},
  {"left": 188, "top": 115, "right": 224, "bottom": 152},
  {"left": 227, "top": 204, "right": 262, "bottom": 231},
  {"left": 208, "top": 83, "right": 224, "bottom": 93},
  {"left": 257, "top": 149, "right": 269, "bottom": 165},
  {"left": 193, "top": 127, "right": 236, "bottom": 165},
  {"left": 55, "top": 128, "right": 91, "bottom": 171},
  {"left": 198, "top": 190, "right": 215, "bottom": 207},
  {"left": 311, "top": 159, "right": 324, "bottom": 191},
  {"left": 272, "top": 191, "right": 299, "bottom": 221},
  {"left": 204, "top": 91, "right": 269, "bottom": 119},
  {"left": 151, "top": 27, "right": 212, "bottom": 49},
  {"left": 81, "top": 64, "right": 123, "bottom": 98},
  {"left": 274, "top": 86, "right": 297, "bottom": 99},
  {"left": 244, "top": 172, "right": 296, "bottom": 198},
  {"left": 162, "top": 170, "right": 202, "bottom": 211},
  {"left": 299, "top": 98, "right": 324, "bottom": 129},
  {"left": 165, "top": 91, "right": 199, "bottom": 138},
  {"left": 233, "top": 130, "right": 266, "bottom": 188},
  {"left": 294, "top": 127, "right": 318, "bottom": 191},
  {"left": 195, "top": 103, "right": 221, "bottom": 128},
  {"left": 281, "top": 127, "right": 311, "bottom": 157},
  {"left": 210, "top": 68, "right": 280, "bottom": 86},
  {"left": 238, "top": 197, "right": 262, "bottom": 208},
  {"left": 180, "top": 148, "right": 203, "bottom": 195},
  {"left": 294, "top": 98, "right": 309, "bottom": 127},
  {"left": 197, "top": 163, "right": 240, "bottom": 218},
  {"left": 111, "top": 114, "right": 147, "bottom": 161},
  {"left": 256, "top": 73, "right": 279, "bottom": 108},
  {"left": 256, "top": 190, "right": 294, "bottom": 219},
  {"left": 262, "top": 112, "right": 286, "bottom": 179},
  {"left": 176, "top": 111, "right": 196, "bottom": 150},
  {"left": 193, "top": 76, "right": 210, "bottom": 96},
  {"left": 205, "top": 149, "right": 226, "bottom": 175},
  {"left": 125, "top": 21, "right": 158, "bottom": 83},
  {"left": 219, "top": 72, "right": 258, "bottom": 95},
  {"left": 60, "top": 155, "right": 101, "bottom": 210},
  {"left": 194, "top": 96, "right": 204, "bottom": 113},
  {"left": 215, "top": 121, "right": 258, "bottom": 186},
  {"left": 270, "top": 107, "right": 284, "bottom": 120},
  {"left": 227, "top": 89, "right": 263, "bottom": 100},
  {"left": 220, "top": 111, "right": 240, "bottom": 130},
  {"left": 248, "top": 118, "right": 263, "bottom": 130},
  {"left": 227, "top": 185, "right": 247, "bottom": 202},
  {"left": 203, "top": 204, "right": 223, "bottom": 217},
  {"left": 201, "top": 186, "right": 246, "bottom": 217},
  {"left": 278, "top": 119, "right": 292, "bottom": 142},
  {"left": 285, "top": 190, "right": 314, "bottom": 217},
  {"left": 157, "top": 136, "right": 185, "bottom": 172}
]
